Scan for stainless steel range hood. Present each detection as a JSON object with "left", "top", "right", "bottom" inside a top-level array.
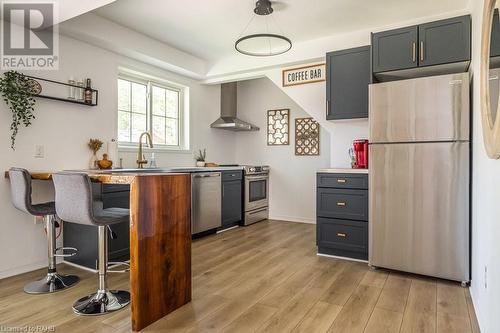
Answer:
[{"left": 210, "top": 82, "right": 259, "bottom": 131}]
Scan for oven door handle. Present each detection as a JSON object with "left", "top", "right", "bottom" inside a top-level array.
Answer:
[
  {"left": 245, "top": 176, "right": 269, "bottom": 181},
  {"left": 247, "top": 207, "right": 268, "bottom": 215}
]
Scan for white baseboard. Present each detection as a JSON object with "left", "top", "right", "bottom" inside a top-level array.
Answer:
[
  {"left": 62, "top": 260, "right": 98, "bottom": 273},
  {"left": 0, "top": 260, "right": 48, "bottom": 280},
  {"left": 270, "top": 215, "right": 316, "bottom": 224},
  {"left": 317, "top": 253, "right": 368, "bottom": 264}
]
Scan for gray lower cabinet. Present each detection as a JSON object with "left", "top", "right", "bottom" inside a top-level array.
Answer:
[
  {"left": 317, "top": 188, "right": 368, "bottom": 221},
  {"left": 317, "top": 172, "right": 368, "bottom": 189},
  {"left": 221, "top": 171, "right": 243, "bottom": 229},
  {"left": 63, "top": 184, "right": 130, "bottom": 269},
  {"left": 326, "top": 46, "right": 371, "bottom": 120},
  {"left": 316, "top": 173, "right": 368, "bottom": 260},
  {"left": 317, "top": 218, "right": 368, "bottom": 260}
]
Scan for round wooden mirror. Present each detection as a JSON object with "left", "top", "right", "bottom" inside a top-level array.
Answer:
[{"left": 481, "top": 0, "right": 500, "bottom": 158}]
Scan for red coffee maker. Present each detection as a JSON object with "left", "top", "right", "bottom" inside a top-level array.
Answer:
[{"left": 352, "top": 139, "right": 369, "bottom": 169}]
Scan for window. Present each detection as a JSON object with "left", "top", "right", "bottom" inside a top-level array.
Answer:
[{"left": 117, "top": 76, "right": 184, "bottom": 149}]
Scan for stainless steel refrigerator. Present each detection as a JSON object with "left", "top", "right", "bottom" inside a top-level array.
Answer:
[{"left": 369, "top": 73, "right": 470, "bottom": 283}]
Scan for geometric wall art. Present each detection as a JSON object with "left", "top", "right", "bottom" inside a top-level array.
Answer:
[
  {"left": 267, "top": 109, "right": 290, "bottom": 145},
  {"left": 295, "top": 117, "right": 320, "bottom": 155}
]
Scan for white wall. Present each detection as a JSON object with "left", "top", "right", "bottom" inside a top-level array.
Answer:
[
  {"left": 0, "top": 35, "right": 236, "bottom": 278},
  {"left": 265, "top": 68, "right": 368, "bottom": 167},
  {"left": 235, "top": 78, "right": 330, "bottom": 223},
  {"left": 469, "top": 1, "right": 500, "bottom": 332}
]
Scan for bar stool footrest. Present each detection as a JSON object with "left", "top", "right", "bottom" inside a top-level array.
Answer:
[
  {"left": 107, "top": 261, "right": 130, "bottom": 273},
  {"left": 54, "top": 247, "right": 78, "bottom": 257}
]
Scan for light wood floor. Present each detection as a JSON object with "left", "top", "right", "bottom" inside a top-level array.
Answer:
[{"left": 0, "top": 220, "right": 480, "bottom": 332}]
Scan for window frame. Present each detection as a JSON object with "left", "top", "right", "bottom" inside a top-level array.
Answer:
[{"left": 117, "top": 73, "right": 187, "bottom": 151}]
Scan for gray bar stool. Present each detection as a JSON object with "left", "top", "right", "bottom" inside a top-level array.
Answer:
[
  {"left": 8, "top": 168, "right": 79, "bottom": 294},
  {"left": 52, "top": 172, "right": 130, "bottom": 316}
]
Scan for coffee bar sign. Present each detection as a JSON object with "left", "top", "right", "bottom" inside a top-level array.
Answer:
[{"left": 282, "top": 63, "right": 326, "bottom": 87}]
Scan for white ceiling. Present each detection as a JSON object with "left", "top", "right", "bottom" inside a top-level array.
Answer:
[
  {"left": 94, "top": 0, "right": 470, "bottom": 63},
  {"left": 58, "top": 0, "right": 116, "bottom": 23}
]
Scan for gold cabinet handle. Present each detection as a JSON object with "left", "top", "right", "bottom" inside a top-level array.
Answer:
[
  {"left": 337, "top": 179, "right": 346, "bottom": 183},
  {"left": 412, "top": 42, "right": 416, "bottom": 63},
  {"left": 337, "top": 232, "right": 347, "bottom": 237},
  {"left": 337, "top": 202, "right": 346, "bottom": 207},
  {"left": 326, "top": 100, "right": 330, "bottom": 116},
  {"left": 420, "top": 41, "right": 424, "bottom": 62}
]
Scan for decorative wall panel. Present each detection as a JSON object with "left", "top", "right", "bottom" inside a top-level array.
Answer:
[
  {"left": 267, "top": 109, "right": 290, "bottom": 145},
  {"left": 295, "top": 117, "right": 320, "bottom": 155}
]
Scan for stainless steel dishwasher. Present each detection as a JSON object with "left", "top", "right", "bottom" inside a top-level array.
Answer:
[{"left": 191, "top": 172, "right": 221, "bottom": 234}]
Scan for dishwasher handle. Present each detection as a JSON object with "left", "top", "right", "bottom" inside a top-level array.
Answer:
[{"left": 193, "top": 172, "right": 221, "bottom": 178}]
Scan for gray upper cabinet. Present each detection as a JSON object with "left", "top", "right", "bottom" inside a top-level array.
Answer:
[
  {"left": 326, "top": 46, "right": 371, "bottom": 120},
  {"left": 372, "top": 26, "right": 418, "bottom": 73},
  {"left": 372, "top": 15, "right": 471, "bottom": 74},
  {"left": 418, "top": 15, "right": 471, "bottom": 67}
]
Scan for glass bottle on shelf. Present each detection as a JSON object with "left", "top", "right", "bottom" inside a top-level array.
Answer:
[
  {"left": 76, "top": 80, "right": 84, "bottom": 101},
  {"left": 84, "top": 78, "right": 93, "bottom": 104},
  {"left": 68, "top": 77, "right": 75, "bottom": 100}
]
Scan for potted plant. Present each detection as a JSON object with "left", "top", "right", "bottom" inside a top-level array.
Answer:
[
  {"left": 87, "top": 138, "right": 103, "bottom": 169},
  {"left": 194, "top": 148, "right": 206, "bottom": 167},
  {"left": 0, "top": 71, "right": 38, "bottom": 149}
]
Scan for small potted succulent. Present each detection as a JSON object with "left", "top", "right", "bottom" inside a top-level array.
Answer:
[{"left": 194, "top": 148, "right": 206, "bottom": 167}]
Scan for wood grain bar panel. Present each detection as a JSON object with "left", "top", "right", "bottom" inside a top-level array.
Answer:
[{"left": 129, "top": 174, "right": 191, "bottom": 331}]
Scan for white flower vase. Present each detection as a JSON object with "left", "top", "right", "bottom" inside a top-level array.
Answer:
[
  {"left": 89, "top": 152, "right": 98, "bottom": 170},
  {"left": 196, "top": 161, "right": 205, "bottom": 167}
]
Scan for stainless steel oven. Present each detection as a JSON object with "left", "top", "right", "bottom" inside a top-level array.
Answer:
[{"left": 243, "top": 166, "right": 269, "bottom": 225}]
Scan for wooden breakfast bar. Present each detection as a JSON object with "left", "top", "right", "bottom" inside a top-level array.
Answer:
[
  {"left": 127, "top": 172, "right": 191, "bottom": 331},
  {"left": 5, "top": 170, "right": 192, "bottom": 331}
]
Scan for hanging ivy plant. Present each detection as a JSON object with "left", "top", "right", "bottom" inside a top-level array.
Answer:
[{"left": 0, "top": 70, "right": 37, "bottom": 149}]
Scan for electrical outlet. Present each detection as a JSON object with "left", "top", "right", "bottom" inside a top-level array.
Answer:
[
  {"left": 34, "top": 215, "right": 44, "bottom": 224},
  {"left": 485, "top": 265, "right": 488, "bottom": 289},
  {"left": 34, "top": 144, "right": 44, "bottom": 158}
]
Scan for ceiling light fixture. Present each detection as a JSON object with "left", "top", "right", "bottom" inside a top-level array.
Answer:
[{"left": 235, "top": 0, "right": 292, "bottom": 57}]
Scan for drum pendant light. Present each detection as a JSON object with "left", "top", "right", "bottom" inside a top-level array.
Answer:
[{"left": 235, "top": 0, "right": 292, "bottom": 57}]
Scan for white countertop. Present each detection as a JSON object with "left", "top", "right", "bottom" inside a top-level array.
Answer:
[{"left": 317, "top": 168, "right": 369, "bottom": 174}]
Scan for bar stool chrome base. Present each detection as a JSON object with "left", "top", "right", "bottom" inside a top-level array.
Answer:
[
  {"left": 72, "top": 290, "right": 130, "bottom": 315},
  {"left": 24, "top": 272, "right": 80, "bottom": 294}
]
